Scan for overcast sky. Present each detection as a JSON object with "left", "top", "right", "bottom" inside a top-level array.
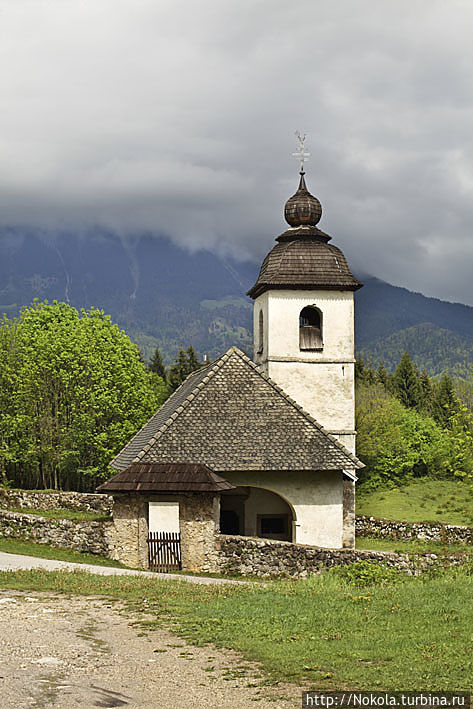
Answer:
[{"left": 1, "top": 1, "right": 473, "bottom": 304}]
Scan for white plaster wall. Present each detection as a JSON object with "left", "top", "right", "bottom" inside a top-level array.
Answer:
[
  {"left": 265, "top": 290, "right": 354, "bottom": 360},
  {"left": 224, "top": 471, "right": 344, "bottom": 548},
  {"left": 243, "top": 487, "right": 290, "bottom": 537},
  {"left": 148, "top": 501, "right": 180, "bottom": 533},
  {"left": 253, "top": 290, "right": 356, "bottom": 448},
  {"left": 253, "top": 291, "right": 269, "bottom": 364},
  {"left": 267, "top": 360, "right": 355, "bottom": 436}
]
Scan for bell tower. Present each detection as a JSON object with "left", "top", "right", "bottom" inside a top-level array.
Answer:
[{"left": 247, "top": 136, "right": 363, "bottom": 454}]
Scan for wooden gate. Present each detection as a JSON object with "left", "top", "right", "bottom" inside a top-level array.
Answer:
[{"left": 147, "top": 531, "right": 182, "bottom": 572}]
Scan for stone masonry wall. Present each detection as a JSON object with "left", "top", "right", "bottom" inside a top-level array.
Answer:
[
  {"left": 179, "top": 493, "right": 220, "bottom": 573},
  {"left": 110, "top": 494, "right": 148, "bottom": 569},
  {"left": 215, "top": 534, "right": 469, "bottom": 578},
  {"left": 0, "top": 489, "right": 112, "bottom": 514},
  {"left": 356, "top": 515, "right": 473, "bottom": 545},
  {"left": 0, "top": 509, "right": 113, "bottom": 556}
]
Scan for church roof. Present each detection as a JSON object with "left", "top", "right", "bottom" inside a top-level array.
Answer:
[
  {"left": 247, "top": 171, "right": 362, "bottom": 299},
  {"left": 247, "top": 238, "right": 363, "bottom": 298},
  {"left": 110, "top": 347, "right": 364, "bottom": 473}
]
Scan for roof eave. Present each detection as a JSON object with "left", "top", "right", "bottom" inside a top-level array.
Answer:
[{"left": 247, "top": 281, "right": 363, "bottom": 299}]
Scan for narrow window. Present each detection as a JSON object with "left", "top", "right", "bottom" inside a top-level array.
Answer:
[
  {"left": 257, "top": 310, "right": 264, "bottom": 354},
  {"left": 299, "top": 306, "right": 323, "bottom": 351}
]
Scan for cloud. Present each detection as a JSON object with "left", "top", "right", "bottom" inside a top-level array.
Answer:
[{"left": 1, "top": 1, "right": 473, "bottom": 303}]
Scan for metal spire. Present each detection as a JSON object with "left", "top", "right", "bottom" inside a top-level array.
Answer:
[{"left": 292, "top": 130, "right": 310, "bottom": 173}]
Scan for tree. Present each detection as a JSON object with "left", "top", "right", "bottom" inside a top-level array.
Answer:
[
  {"left": 0, "top": 300, "right": 169, "bottom": 491},
  {"left": 149, "top": 347, "right": 167, "bottom": 381},
  {"left": 392, "top": 351, "right": 422, "bottom": 409},
  {"left": 168, "top": 346, "right": 203, "bottom": 391},
  {"left": 432, "top": 374, "right": 458, "bottom": 429},
  {"left": 356, "top": 382, "right": 450, "bottom": 489}
]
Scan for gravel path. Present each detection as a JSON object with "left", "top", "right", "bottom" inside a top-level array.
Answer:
[
  {"left": 0, "top": 590, "right": 299, "bottom": 708},
  {"left": 0, "top": 552, "right": 241, "bottom": 585}
]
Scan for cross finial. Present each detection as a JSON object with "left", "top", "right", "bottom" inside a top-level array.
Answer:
[{"left": 292, "top": 130, "right": 310, "bottom": 173}]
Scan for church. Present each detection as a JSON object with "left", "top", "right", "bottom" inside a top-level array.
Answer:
[{"left": 98, "top": 153, "right": 364, "bottom": 568}]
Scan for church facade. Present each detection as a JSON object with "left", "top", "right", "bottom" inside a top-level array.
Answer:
[{"left": 98, "top": 165, "right": 364, "bottom": 566}]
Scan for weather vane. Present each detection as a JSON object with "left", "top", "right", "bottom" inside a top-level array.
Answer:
[{"left": 292, "top": 130, "right": 310, "bottom": 173}]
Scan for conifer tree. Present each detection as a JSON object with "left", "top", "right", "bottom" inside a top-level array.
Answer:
[
  {"left": 377, "top": 363, "right": 389, "bottom": 389},
  {"left": 419, "top": 369, "right": 434, "bottom": 414},
  {"left": 432, "top": 374, "right": 458, "bottom": 429},
  {"left": 149, "top": 347, "right": 167, "bottom": 381},
  {"left": 168, "top": 346, "right": 203, "bottom": 391},
  {"left": 392, "top": 351, "right": 422, "bottom": 409}
]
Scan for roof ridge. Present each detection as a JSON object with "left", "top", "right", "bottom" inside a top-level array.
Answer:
[
  {"left": 134, "top": 350, "right": 234, "bottom": 461},
  {"left": 229, "top": 348, "right": 363, "bottom": 468}
]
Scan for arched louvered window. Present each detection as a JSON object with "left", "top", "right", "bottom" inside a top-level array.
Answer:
[
  {"left": 257, "top": 310, "right": 264, "bottom": 354},
  {"left": 299, "top": 306, "right": 323, "bottom": 351}
]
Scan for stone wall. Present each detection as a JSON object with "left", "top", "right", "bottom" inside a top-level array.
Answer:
[
  {"left": 355, "top": 515, "right": 473, "bottom": 545},
  {"left": 179, "top": 493, "right": 220, "bottom": 573},
  {"left": 215, "top": 534, "right": 469, "bottom": 578},
  {"left": 0, "top": 489, "right": 112, "bottom": 515},
  {"left": 0, "top": 509, "right": 113, "bottom": 556}
]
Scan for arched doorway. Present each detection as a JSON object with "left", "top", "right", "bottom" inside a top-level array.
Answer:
[{"left": 220, "top": 486, "right": 295, "bottom": 542}]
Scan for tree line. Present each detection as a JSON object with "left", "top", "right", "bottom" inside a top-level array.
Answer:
[
  {"left": 1, "top": 300, "right": 472, "bottom": 494},
  {"left": 355, "top": 352, "right": 473, "bottom": 490}
]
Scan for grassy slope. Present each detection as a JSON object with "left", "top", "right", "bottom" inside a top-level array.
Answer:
[
  {"left": 0, "top": 565, "right": 472, "bottom": 690},
  {"left": 356, "top": 480, "right": 473, "bottom": 525}
]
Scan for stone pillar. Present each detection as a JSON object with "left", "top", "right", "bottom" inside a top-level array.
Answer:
[
  {"left": 108, "top": 494, "right": 149, "bottom": 569},
  {"left": 179, "top": 493, "right": 220, "bottom": 573},
  {"left": 342, "top": 479, "right": 355, "bottom": 549}
]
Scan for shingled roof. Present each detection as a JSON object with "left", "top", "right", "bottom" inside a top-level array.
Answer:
[
  {"left": 247, "top": 238, "right": 363, "bottom": 299},
  {"left": 96, "top": 463, "right": 235, "bottom": 494},
  {"left": 111, "top": 347, "right": 363, "bottom": 474}
]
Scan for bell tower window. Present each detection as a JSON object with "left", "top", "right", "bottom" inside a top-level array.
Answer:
[
  {"left": 299, "top": 306, "right": 323, "bottom": 351},
  {"left": 257, "top": 310, "right": 264, "bottom": 354}
]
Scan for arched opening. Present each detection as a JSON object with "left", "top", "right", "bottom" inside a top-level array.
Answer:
[
  {"left": 299, "top": 305, "right": 323, "bottom": 351},
  {"left": 257, "top": 310, "right": 264, "bottom": 354},
  {"left": 220, "top": 486, "right": 295, "bottom": 542}
]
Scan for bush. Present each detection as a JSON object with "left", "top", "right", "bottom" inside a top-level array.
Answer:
[{"left": 333, "top": 561, "right": 404, "bottom": 586}]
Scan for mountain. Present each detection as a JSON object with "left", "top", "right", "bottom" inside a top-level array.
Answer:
[
  {"left": 1, "top": 230, "right": 473, "bottom": 375},
  {"left": 355, "top": 277, "right": 473, "bottom": 376},
  {"left": 0, "top": 229, "right": 257, "bottom": 363}
]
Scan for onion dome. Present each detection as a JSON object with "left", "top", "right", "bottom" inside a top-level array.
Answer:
[
  {"left": 284, "top": 172, "right": 322, "bottom": 227},
  {"left": 247, "top": 172, "right": 363, "bottom": 299}
]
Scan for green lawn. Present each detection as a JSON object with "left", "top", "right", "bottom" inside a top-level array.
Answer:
[
  {"left": 0, "top": 537, "right": 125, "bottom": 568},
  {"left": 0, "top": 562, "right": 472, "bottom": 690},
  {"left": 1, "top": 506, "right": 111, "bottom": 522},
  {"left": 357, "top": 480, "right": 473, "bottom": 525},
  {"left": 356, "top": 536, "right": 472, "bottom": 556}
]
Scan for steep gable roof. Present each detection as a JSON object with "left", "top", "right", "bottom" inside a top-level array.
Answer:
[{"left": 111, "top": 347, "right": 363, "bottom": 473}]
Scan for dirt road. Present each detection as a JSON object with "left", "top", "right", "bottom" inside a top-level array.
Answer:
[{"left": 0, "top": 590, "right": 299, "bottom": 708}]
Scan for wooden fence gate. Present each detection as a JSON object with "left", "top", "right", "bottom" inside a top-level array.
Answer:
[{"left": 147, "top": 531, "right": 182, "bottom": 572}]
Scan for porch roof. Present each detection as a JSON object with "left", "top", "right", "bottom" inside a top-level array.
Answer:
[{"left": 96, "top": 462, "right": 235, "bottom": 494}]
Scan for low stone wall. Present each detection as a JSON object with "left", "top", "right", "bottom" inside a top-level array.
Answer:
[
  {"left": 215, "top": 534, "right": 469, "bottom": 578},
  {"left": 355, "top": 515, "right": 473, "bottom": 545},
  {"left": 0, "top": 509, "right": 113, "bottom": 556},
  {"left": 0, "top": 489, "right": 112, "bottom": 515}
]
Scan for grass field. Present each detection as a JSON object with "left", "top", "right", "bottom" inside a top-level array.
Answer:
[
  {"left": 357, "top": 480, "right": 473, "bottom": 525},
  {"left": 0, "top": 562, "right": 472, "bottom": 690},
  {"left": 0, "top": 537, "right": 125, "bottom": 568}
]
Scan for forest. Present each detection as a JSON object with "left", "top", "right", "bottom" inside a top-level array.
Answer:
[{"left": 1, "top": 300, "right": 473, "bottom": 493}]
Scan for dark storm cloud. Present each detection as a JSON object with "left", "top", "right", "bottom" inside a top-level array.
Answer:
[{"left": 1, "top": 1, "right": 473, "bottom": 302}]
